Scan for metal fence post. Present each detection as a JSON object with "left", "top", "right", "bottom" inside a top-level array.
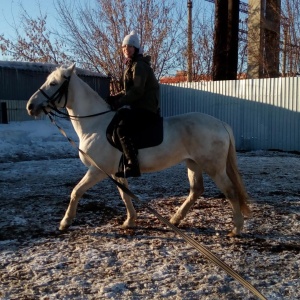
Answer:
[{"left": 1, "top": 102, "right": 8, "bottom": 124}]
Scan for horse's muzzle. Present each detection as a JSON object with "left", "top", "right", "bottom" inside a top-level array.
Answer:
[{"left": 26, "top": 101, "right": 48, "bottom": 116}]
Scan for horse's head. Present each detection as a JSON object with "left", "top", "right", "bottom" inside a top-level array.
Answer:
[{"left": 27, "top": 63, "right": 76, "bottom": 117}]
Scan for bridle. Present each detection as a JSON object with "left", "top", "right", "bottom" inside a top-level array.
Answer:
[
  {"left": 39, "top": 75, "right": 71, "bottom": 110},
  {"left": 40, "top": 75, "right": 111, "bottom": 119}
]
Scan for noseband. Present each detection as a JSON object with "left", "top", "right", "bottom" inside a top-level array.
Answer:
[{"left": 39, "top": 75, "right": 71, "bottom": 109}]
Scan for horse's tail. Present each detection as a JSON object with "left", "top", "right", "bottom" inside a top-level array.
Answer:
[{"left": 225, "top": 125, "right": 251, "bottom": 217}]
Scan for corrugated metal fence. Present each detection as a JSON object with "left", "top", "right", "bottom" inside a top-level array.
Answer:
[
  {"left": 0, "top": 100, "right": 46, "bottom": 122},
  {"left": 160, "top": 78, "right": 300, "bottom": 152},
  {"left": 1, "top": 77, "right": 299, "bottom": 152}
]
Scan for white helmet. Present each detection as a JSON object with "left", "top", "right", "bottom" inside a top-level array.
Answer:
[{"left": 122, "top": 30, "right": 140, "bottom": 49}]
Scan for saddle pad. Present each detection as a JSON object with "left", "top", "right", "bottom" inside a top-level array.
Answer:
[{"left": 106, "top": 112, "right": 164, "bottom": 152}]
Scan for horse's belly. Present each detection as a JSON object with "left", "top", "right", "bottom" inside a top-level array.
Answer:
[{"left": 139, "top": 114, "right": 230, "bottom": 173}]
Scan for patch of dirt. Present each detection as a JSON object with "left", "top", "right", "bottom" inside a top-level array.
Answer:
[{"left": 0, "top": 152, "right": 299, "bottom": 299}]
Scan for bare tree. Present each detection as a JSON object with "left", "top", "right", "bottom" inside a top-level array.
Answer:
[
  {"left": 175, "top": 2, "right": 215, "bottom": 81},
  {"left": 192, "top": 11, "right": 215, "bottom": 79},
  {"left": 54, "top": 0, "right": 184, "bottom": 91},
  {"left": 281, "top": 0, "right": 300, "bottom": 76},
  {"left": 0, "top": 4, "right": 69, "bottom": 64},
  {"left": 0, "top": 0, "right": 185, "bottom": 89},
  {"left": 5, "top": 0, "right": 300, "bottom": 83}
]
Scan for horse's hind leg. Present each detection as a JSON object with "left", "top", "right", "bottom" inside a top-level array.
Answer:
[
  {"left": 59, "top": 167, "right": 107, "bottom": 230},
  {"left": 170, "top": 160, "right": 204, "bottom": 225},
  {"left": 211, "top": 170, "right": 244, "bottom": 236}
]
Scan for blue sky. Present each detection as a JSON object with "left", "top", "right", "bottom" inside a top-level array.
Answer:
[
  {"left": 0, "top": 0, "right": 92, "bottom": 60},
  {"left": 0, "top": 0, "right": 56, "bottom": 59},
  {"left": 0, "top": 0, "right": 57, "bottom": 36},
  {"left": 0, "top": 0, "right": 214, "bottom": 61}
]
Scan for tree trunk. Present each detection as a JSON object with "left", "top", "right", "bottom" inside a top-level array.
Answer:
[
  {"left": 212, "top": 0, "right": 239, "bottom": 81},
  {"left": 227, "top": 0, "right": 239, "bottom": 79},
  {"left": 213, "top": 0, "right": 228, "bottom": 80}
]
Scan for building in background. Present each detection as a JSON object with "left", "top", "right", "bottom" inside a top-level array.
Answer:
[
  {"left": 0, "top": 61, "right": 110, "bottom": 122},
  {"left": 247, "top": 0, "right": 281, "bottom": 78}
]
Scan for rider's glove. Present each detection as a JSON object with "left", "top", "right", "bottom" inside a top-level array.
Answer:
[{"left": 106, "top": 95, "right": 122, "bottom": 111}]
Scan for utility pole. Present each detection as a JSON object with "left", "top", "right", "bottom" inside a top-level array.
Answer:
[{"left": 187, "top": 0, "right": 193, "bottom": 82}]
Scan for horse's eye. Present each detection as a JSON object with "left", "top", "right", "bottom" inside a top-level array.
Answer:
[{"left": 50, "top": 82, "right": 57, "bottom": 86}]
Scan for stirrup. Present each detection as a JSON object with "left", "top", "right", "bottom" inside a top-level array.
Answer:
[{"left": 115, "top": 164, "right": 141, "bottom": 178}]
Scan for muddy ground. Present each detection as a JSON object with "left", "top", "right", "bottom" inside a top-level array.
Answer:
[{"left": 0, "top": 151, "right": 299, "bottom": 299}]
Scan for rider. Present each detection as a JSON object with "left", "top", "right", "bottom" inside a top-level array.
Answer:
[{"left": 107, "top": 30, "right": 160, "bottom": 178}]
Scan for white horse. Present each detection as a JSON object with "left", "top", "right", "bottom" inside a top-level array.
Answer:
[{"left": 27, "top": 64, "right": 251, "bottom": 236}]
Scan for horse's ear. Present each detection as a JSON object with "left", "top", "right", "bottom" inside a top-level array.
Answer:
[
  {"left": 70, "top": 63, "right": 76, "bottom": 73},
  {"left": 65, "top": 63, "right": 76, "bottom": 77}
]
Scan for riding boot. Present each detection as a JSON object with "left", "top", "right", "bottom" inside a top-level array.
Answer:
[{"left": 115, "top": 136, "right": 141, "bottom": 178}]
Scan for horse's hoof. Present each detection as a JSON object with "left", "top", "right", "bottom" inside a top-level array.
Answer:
[
  {"left": 227, "top": 231, "right": 241, "bottom": 237},
  {"left": 170, "top": 216, "right": 181, "bottom": 226},
  {"left": 59, "top": 225, "right": 69, "bottom": 231},
  {"left": 59, "top": 222, "right": 71, "bottom": 231},
  {"left": 122, "top": 219, "right": 136, "bottom": 229}
]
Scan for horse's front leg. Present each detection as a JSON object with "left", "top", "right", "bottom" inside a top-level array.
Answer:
[
  {"left": 59, "top": 167, "right": 107, "bottom": 230},
  {"left": 114, "top": 177, "right": 137, "bottom": 228}
]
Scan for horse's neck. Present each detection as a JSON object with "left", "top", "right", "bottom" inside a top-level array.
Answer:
[{"left": 66, "top": 75, "right": 109, "bottom": 137}]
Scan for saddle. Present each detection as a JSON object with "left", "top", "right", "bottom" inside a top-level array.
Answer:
[{"left": 106, "top": 112, "right": 164, "bottom": 152}]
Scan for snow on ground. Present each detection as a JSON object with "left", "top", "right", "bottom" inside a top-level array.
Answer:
[
  {"left": 0, "top": 118, "right": 78, "bottom": 163},
  {"left": 0, "top": 119, "right": 299, "bottom": 300}
]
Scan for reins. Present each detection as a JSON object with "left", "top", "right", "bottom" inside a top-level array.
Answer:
[
  {"left": 46, "top": 113, "right": 267, "bottom": 300},
  {"left": 47, "top": 106, "right": 112, "bottom": 120}
]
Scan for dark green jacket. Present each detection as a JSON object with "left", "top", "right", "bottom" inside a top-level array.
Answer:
[{"left": 118, "top": 55, "right": 160, "bottom": 114}]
